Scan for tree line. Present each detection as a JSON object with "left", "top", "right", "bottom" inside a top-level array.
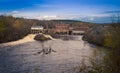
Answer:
[{"left": 0, "top": 15, "right": 38, "bottom": 43}]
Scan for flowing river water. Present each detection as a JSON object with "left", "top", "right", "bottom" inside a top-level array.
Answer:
[{"left": 0, "top": 34, "right": 106, "bottom": 73}]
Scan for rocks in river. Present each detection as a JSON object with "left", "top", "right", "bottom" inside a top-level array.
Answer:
[
  {"left": 43, "top": 48, "right": 56, "bottom": 55},
  {"left": 34, "top": 47, "right": 56, "bottom": 55},
  {"left": 44, "top": 48, "right": 51, "bottom": 54}
]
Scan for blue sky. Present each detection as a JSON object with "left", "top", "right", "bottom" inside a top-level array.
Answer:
[{"left": 0, "top": 0, "right": 120, "bottom": 23}]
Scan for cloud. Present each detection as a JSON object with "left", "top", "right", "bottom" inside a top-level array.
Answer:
[
  {"left": 9, "top": 11, "right": 112, "bottom": 23},
  {"left": 102, "top": 10, "right": 120, "bottom": 14},
  {"left": 89, "top": 17, "right": 94, "bottom": 20},
  {"left": 42, "top": 15, "right": 57, "bottom": 19},
  {"left": 11, "top": 10, "right": 19, "bottom": 14}
]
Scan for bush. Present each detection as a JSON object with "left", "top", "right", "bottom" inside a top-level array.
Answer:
[{"left": 34, "top": 34, "right": 50, "bottom": 42}]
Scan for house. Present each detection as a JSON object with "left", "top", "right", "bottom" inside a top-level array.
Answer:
[{"left": 31, "top": 26, "right": 44, "bottom": 34}]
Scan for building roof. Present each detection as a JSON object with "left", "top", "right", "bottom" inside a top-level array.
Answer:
[{"left": 31, "top": 26, "right": 43, "bottom": 30}]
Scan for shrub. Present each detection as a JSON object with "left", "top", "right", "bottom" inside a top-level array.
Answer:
[{"left": 34, "top": 34, "right": 50, "bottom": 42}]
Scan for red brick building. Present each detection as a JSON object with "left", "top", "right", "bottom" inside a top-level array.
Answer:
[
  {"left": 55, "top": 24, "right": 69, "bottom": 34},
  {"left": 54, "top": 23, "right": 91, "bottom": 35}
]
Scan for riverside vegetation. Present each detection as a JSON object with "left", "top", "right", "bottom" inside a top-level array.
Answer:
[
  {"left": 80, "top": 23, "right": 120, "bottom": 73},
  {"left": 0, "top": 15, "right": 36, "bottom": 43}
]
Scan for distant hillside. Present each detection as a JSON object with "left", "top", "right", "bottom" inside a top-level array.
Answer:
[
  {"left": 51, "top": 20, "right": 81, "bottom": 23},
  {"left": 50, "top": 19, "right": 94, "bottom": 24}
]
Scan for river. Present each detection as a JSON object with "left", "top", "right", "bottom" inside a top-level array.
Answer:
[{"left": 0, "top": 34, "right": 105, "bottom": 73}]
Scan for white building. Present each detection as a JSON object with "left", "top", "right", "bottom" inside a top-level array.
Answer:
[
  {"left": 72, "top": 30, "right": 85, "bottom": 35},
  {"left": 31, "top": 26, "right": 44, "bottom": 34}
]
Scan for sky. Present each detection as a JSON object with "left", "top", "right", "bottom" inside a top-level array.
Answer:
[{"left": 0, "top": 0, "right": 120, "bottom": 23}]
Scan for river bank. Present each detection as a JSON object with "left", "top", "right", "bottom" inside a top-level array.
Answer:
[{"left": 82, "top": 24, "right": 120, "bottom": 73}]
